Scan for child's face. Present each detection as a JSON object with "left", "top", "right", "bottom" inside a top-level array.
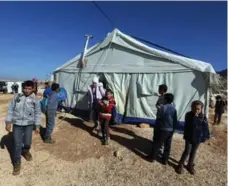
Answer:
[
  {"left": 92, "top": 82, "right": 97, "bottom": 88},
  {"left": 106, "top": 92, "right": 113, "bottom": 99},
  {"left": 158, "top": 88, "right": 165, "bottom": 95},
  {"left": 23, "top": 86, "right": 33, "bottom": 96},
  {"left": 192, "top": 104, "right": 202, "bottom": 116}
]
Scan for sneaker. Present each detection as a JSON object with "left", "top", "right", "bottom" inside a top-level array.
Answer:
[
  {"left": 13, "top": 162, "right": 21, "bottom": 176},
  {"left": 22, "top": 151, "right": 33, "bottom": 161},
  {"left": 44, "top": 137, "right": 56, "bottom": 144}
]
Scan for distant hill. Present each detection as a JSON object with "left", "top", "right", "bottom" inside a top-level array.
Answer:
[{"left": 217, "top": 69, "right": 227, "bottom": 78}]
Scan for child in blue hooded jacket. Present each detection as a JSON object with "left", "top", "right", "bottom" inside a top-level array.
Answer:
[{"left": 176, "top": 100, "right": 210, "bottom": 175}]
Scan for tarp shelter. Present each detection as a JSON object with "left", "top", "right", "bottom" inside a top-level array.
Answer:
[{"left": 54, "top": 28, "right": 218, "bottom": 130}]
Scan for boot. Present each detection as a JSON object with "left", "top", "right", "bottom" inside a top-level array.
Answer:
[
  {"left": 22, "top": 151, "right": 33, "bottom": 161},
  {"left": 44, "top": 137, "right": 56, "bottom": 144},
  {"left": 161, "top": 157, "right": 168, "bottom": 165},
  {"left": 186, "top": 163, "right": 196, "bottom": 175},
  {"left": 102, "top": 135, "right": 109, "bottom": 145},
  {"left": 104, "top": 140, "right": 109, "bottom": 145},
  {"left": 176, "top": 157, "right": 185, "bottom": 174},
  {"left": 176, "top": 163, "right": 184, "bottom": 174},
  {"left": 13, "top": 162, "right": 21, "bottom": 176}
]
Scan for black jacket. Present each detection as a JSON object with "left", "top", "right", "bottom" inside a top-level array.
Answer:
[
  {"left": 215, "top": 100, "right": 225, "bottom": 114},
  {"left": 184, "top": 112, "right": 210, "bottom": 144}
]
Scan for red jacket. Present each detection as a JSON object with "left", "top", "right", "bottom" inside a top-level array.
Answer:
[{"left": 99, "top": 98, "right": 116, "bottom": 120}]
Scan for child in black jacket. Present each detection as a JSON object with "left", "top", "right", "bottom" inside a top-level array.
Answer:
[
  {"left": 214, "top": 95, "right": 226, "bottom": 125},
  {"left": 176, "top": 100, "right": 210, "bottom": 175}
]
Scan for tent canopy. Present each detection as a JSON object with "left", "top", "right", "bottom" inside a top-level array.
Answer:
[
  {"left": 55, "top": 28, "right": 216, "bottom": 74},
  {"left": 54, "top": 29, "right": 218, "bottom": 130}
]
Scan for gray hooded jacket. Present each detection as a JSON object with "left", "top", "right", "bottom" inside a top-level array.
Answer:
[{"left": 5, "top": 93, "right": 41, "bottom": 128}]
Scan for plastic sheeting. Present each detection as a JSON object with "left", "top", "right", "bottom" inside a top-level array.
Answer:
[
  {"left": 56, "top": 70, "right": 209, "bottom": 124},
  {"left": 54, "top": 28, "right": 216, "bottom": 126},
  {"left": 55, "top": 28, "right": 216, "bottom": 74},
  {"left": 104, "top": 71, "right": 208, "bottom": 123}
]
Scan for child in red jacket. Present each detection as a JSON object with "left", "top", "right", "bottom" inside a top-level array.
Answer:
[{"left": 99, "top": 89, "right": 116, "bottom": 145}]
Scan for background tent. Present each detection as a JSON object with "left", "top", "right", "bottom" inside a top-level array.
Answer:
[{"left": 53, "top": 28, "right": 218, "bottom": 130}]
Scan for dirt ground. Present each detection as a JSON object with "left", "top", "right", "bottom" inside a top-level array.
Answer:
[{"left": 0, "top": 93, "right": 227, "bottom": 186}]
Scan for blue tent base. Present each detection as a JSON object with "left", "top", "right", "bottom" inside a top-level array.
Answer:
[{"left": 64, "top": 107, "right": 184, "bottom": 134}]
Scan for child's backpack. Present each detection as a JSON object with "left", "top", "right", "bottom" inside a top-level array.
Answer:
[{"left": 40, "top": 98, "right": 48, "bottom": 114}]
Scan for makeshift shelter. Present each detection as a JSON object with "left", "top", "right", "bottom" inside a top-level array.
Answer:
[{"left": 54, "top": 29, "right": 218, "bottom": 130}]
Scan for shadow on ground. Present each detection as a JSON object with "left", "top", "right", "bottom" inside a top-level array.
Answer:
[
  {"left": 59, "top": 116, "right": 101, "bottom": 141},
  {"left": 59, "top": 116, "right": 179, "bottom": 170},
  {"left": 0, "top": 132, "right": 14, "bottom": 164}
]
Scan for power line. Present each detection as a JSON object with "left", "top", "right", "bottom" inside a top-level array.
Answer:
[
  {"left": 129, "top": 35, "right": 191, "bottom": 58},
  {"left": 92, "top": 1, "right": 115, "bottom": 28},
  {"left": 92, "top": 1, "right": 191, "bottom": 58}
]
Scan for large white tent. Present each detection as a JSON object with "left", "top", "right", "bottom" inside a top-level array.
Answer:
[{"left": 54, "top": 28, "right": 217, "bottom": 130}]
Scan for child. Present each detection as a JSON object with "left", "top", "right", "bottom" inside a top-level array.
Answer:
[
  {"left": 88, "top": 77, "right": 106, "bottom": 130},
  {"left": 44, "top": 83, "right": 60, "bottom": 144},
  {"left": 214, "top": 95, "right": 226, "bottom": 125},
  {"left": 5, "top": 80, "right": 41, "bottom": 176},
  {"left": 99, "top": 89, "right": 116, "bottom": 145},
  {"left": 153, "top": 84, "right": 168, "bottom": 154},
  {"left": 176, "top": 100, "right": 210, "bottom": 175},
  {"left": 150, "top": 93, "right": 177, "bottom": 165}
]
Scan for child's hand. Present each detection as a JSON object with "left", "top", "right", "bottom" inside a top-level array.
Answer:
[
  {"left": 5, "top": 124, "right": 11, "bottom": 133},
  {"left": 34, "top": 128, "right": 40, "bottom": 135},
  {"left": 103, "top": 100, "right": 109, "bottom": 106}
]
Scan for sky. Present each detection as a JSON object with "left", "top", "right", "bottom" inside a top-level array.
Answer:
[{"left": 0, "top": 1, "right": 227, "bottom": 80}]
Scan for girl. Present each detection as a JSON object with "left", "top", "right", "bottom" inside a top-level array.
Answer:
[
  {"left": 176, "top": 100, "right": 210, "bottom": 175},
  {"left": 99, "top": 89, "right": 116, "bottom": 145},
  {"left": 88, "top": 77, "right": 106, "bottom": 131}
]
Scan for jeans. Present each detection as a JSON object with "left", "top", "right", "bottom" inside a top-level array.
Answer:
[
  {"left": 13, "top": 125, "right": 33, "bottom": 164},
  {"left": 45, "top": 109, "right": 56, "bottom": 139},
  {"left": 153, "top": 127, "right": 157, "bottom": 142},
  {"left": 214, "top": 112, "right": 223, "bottom": 124},
  {"left": 153, "top": 127, "right": 163, "bottom": 153},
  {"left": 91, "top": 102, "right": 100, "bottom": 128},
  {"left": 151, "top": 130, "right": 173, "bottom": 162},
  {"left": 100, "top": 118, "right": 110, "bottom": 141},
  {"left": 179, "top": 140, "right": 199, "bottom": 166}
]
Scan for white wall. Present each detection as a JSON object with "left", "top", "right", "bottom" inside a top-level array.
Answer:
[{"left": 7, "top": 82, "right": 23, "bottom": 94}]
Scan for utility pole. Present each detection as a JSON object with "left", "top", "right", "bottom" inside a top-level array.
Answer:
[{"left": 81, "top": 34, "right": 93, "bottom": 66}]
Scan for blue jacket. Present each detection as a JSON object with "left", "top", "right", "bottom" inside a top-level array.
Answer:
[
  {"left": 5, "top": 93, "right": 41, "bottom": 128},
  {"left": 156, "top": 104, "right": 178, "bottom": 132},
  {"left": 184, "top": 112, "right": 210, "bottom": 144},
  {"left": 47, "top": 91, "right": 58, "bottom": 111}
]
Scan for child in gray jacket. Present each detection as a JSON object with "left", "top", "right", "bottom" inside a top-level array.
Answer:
[{"left": 5, "top": 80, "right": 41, "bottom": 176}]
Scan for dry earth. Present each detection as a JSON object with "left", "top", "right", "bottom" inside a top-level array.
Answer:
[{"left": 0, "top": 93, "right": 227, "bottom": 186}]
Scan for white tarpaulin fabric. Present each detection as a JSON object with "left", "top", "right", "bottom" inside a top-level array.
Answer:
[{"left": 54, "top": 28, "right": 217, "bottom": 126}]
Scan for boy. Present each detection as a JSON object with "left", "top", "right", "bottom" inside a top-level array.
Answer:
[
  {"left": 150, "top": 93, "right": 177, "bottom": 165},
  {"left": 44, "top": 83, "right": 60, "bottom": 143},
  {"left": 99, "top": 89, "right": 116, "bottom": 145},
  {"left": 5, "top": 80, "right": 41, "bottom": 176},
  {"left": 214, "top": 95, "right": 226, "bottom": 125},
  {"left": 176, "top": 100, "right": 210, "bottom": 175},
  {"left": 153, "top": 84, "right": 168, "bottom": 153}
]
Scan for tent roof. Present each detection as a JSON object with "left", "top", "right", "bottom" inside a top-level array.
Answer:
[{"left": 55, "top": 28, "right": 215, "bottom": 73}]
